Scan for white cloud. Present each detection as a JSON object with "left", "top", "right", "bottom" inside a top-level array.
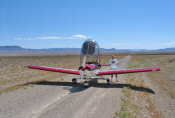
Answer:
[
  {"left": 68, "top": 34, "right": 88, "bottom": 39},
  {"left": 36, "top": 37, "right": 61, "bottom": 40},
  {"left": 14, "top": 34, "right": 88, "bottom": 40},
  {"left": 15, "top": 38, "right": 34, "bottom": 40},
  {"left": 163, "top": 41, "right": 175, "bottom": 45}
]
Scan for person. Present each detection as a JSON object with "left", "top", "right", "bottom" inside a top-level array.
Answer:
[{"left": 109, "top": 55, "right": 119, "bottom": 82}]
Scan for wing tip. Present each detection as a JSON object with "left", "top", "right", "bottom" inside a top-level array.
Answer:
[{"left": 154, "top": 67, "right": 162, "bottom": 71}]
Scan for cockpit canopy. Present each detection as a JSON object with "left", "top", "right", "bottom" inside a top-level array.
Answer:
[
  {"left": 80, "top": 39, "right": 100, "bottom": 64},
  {"left": 81, "top": 39, "right": 99, "bottom": 55}
]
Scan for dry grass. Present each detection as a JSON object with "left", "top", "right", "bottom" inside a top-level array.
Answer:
[
  {"left": 0, "top": 54, "right": 80, "bottom": 93},
  {"left": 125, "top": 54, "right": 175, "bottom": 118},
  {"left": 0, "top": 53, "right": 124, "bottom": 93},
  {"left": 131, "top": 55, "right": 175, "bottom": 98},
  {"left": 119, "top": 55, "right": 164, "bottom": 118},
  {"left": 115, "top": 87, "right": 136, "bottom": 118},
  {"left": 100, "top": 53, "right": 125, "bottom": 64}
]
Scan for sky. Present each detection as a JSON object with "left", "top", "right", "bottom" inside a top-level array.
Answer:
[{"left": 0, "top": 0, "right": 175, "bottom": 49}]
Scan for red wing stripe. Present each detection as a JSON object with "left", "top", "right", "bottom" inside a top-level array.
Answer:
[
  {"left": 97, "top": 67, "right": 161, "bottom": 76},
  {"left": 28, "top": 65, "right": 80, "bottom": 75}
]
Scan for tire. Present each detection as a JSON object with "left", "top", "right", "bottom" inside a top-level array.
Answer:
[
  {"left": 72, "top": 78, "right": 77, "bottom": 84},
  {"left": 83, "top": 81, "right": 89, "bottom": 87},
  {"left": 107, "top": 79, "right": 111, "bottom": 85}
]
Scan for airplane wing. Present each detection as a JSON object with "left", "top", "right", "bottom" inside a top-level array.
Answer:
[
  {"left": 28, "top": 65, "right": 80, "bottom": 75},
  {"left": 96, "top": 67, "right": 161, "bottom": 76}
]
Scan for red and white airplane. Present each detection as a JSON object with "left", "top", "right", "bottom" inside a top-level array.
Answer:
[{"left": 28, "top": 39, "right": 161, "bottom": 87}]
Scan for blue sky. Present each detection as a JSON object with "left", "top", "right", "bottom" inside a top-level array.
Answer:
[{"left": 0, "top": 0, "right": 175, "bottom": 49}]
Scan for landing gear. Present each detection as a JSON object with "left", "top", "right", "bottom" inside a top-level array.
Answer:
[
  {"left": 107, "top": 79, "right": 111, "bottom": 85},
  {"left": 72, "top": 78, "right": 77, "bottom": 84},
  {"left": 83, "top": 81, "right": 89, "bottom": 87}
]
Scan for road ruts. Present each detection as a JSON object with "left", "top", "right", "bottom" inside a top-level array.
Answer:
[{"left": 0, "top": 56, "right": 130, "bottom": 118}]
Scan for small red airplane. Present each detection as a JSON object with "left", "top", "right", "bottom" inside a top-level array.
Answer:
[{"left": 28, "top": 39, "right": 161, "bottom": 87}]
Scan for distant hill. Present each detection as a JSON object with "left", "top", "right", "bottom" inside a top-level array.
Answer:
[
  {"left": 0, "top": 46, "right": 80, "bottom": 53},
  {"left": 0, "top": 46, "right": 175, "bottom": 53},
  {"left": 156, "top": 48, "right": 175, "bottom": 51},
  {"left": 0, "top": 46, "right": 24, "bottom": 51}
]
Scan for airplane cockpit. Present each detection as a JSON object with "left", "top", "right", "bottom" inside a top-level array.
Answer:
[{"left": 80, "top": 39, "right": 100, "bottom": 65}]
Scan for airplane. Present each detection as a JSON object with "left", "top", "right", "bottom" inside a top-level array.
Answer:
[{"left": 28, "top": 39, "right": 161, "bottom": 87}]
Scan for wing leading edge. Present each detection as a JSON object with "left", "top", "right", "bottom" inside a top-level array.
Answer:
[
  {"left": 97, "top": 67, "right": 161, "bottom": 76},
  {"left": 28, "top": 65, "right": 80, "bottom": 75}
]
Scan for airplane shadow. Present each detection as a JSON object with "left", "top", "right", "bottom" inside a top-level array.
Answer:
[{"left": 31, "top": 80, "right": 155, "bottom": 94}]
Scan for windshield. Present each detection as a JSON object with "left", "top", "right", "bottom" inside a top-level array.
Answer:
[{"left": 80, "top": 39, "right": 100, "bottom": 65}]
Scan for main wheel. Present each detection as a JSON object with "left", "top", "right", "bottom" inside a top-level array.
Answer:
[
  {"left": 107, "top": 79, "right": 111, "bottom": 85},
  {"left": 83, "top": 81, "right": 89, "bottom": 87},
  {"left": 72, "top": 78, "right": 77, "bottom": 84}
]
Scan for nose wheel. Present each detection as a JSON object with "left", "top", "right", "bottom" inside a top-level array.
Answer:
[
  {"left": 83, "top": 81, "right": 89, "bottom": 87},
  {"left": 107, "top": 79, "right": 111, "bottom": 85},
  {"left": 72, "top": 78, "right": 77, "bottom": 84}
]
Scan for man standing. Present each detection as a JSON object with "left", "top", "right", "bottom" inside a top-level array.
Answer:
[{"left": 109, "top": 55, "right": 119, "bottom": 82}]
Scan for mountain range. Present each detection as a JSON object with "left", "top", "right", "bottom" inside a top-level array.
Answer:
[{"left": 0, "top": 46, "right": 175, "bottom": 53}]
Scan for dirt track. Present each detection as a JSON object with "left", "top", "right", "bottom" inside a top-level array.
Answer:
[{"left": 0, "top": 56, "right": 130, "bottom": 118}]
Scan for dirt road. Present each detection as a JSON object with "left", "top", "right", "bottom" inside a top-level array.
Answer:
[{"left": 0, "top": 56, "right": 130, "bottom": 118}]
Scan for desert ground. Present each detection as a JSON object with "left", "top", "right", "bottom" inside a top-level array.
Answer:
[{"left": 0, "top": 53, "right": 175, "bottom": 118}]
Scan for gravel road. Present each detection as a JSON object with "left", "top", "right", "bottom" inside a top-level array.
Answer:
[{"left": 0, "top": 56, "right": 130, "bottom": 118}]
